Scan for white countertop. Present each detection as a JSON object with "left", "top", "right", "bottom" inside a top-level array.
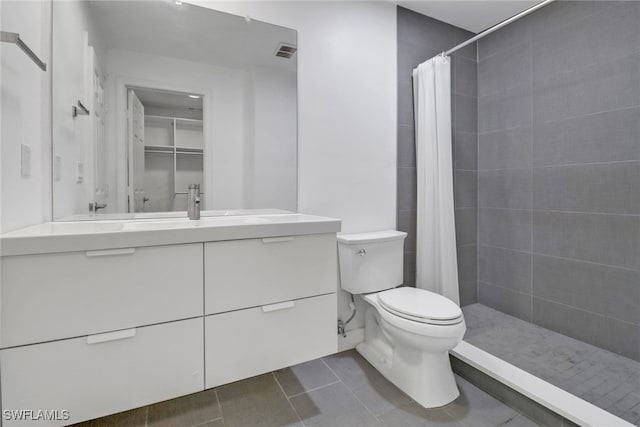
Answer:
[
  {"left": 0, "top": 211, "right": 341, "bottom": 256},
  {"left": 57, "top": 208, "right": 290, "bottom": 222}
]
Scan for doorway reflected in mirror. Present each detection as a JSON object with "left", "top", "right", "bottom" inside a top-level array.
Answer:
[{"left": 127, "top": 87, "right": 204, "bottom": 213}]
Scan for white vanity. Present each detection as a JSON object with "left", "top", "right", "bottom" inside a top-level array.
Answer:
[{"left": 0, "top": 212, "right": 340, "bottom": 426}]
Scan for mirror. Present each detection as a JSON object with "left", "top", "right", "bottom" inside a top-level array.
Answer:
[{"left": 52, "top": 0, "right": 297, "bottom": 219}]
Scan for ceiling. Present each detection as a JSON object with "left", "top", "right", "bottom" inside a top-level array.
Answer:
[
  {"left": 133, "top": 87, "right": 202, "bottom": 110},
  {"left": 395, "top": 1, "right": 540, "bottom": 33},
  {"left": 133, "top": 87, "right": 204, "bottom": 119},
  {"left": 87, "top": 1, "right": 541, "bottom": 69},
  {"left": 87, "top": 0, "right": 297, "bottom": 71}
]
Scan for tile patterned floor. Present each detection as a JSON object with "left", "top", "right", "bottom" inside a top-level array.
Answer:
[
  {"left": 463, "top": 304, "right": 640, "bottom": 425},
  {"left": 74, "top": 349, "right": 538, "bottom": 427}
]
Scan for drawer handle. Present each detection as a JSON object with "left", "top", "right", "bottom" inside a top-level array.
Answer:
[
  {"left": 87, "top": 328, "right": 136, "bottom": 344},
  {"left": 261, "top": 237, "right": 294, "bottom": 244},
  {"left": 262, "top": 301, "right": 295, "bottom": 313},
  {"left": 86, "top": 248, "right": 136, "bottom": 257}
]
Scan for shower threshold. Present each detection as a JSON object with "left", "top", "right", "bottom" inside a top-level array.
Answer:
[{"left": 452, "top": 304, "right": 639, "bottom": 426}]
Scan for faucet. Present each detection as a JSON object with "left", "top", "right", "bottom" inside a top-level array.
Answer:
[
  {"left": 89, "top": 202, "right": 107, "bottom": 213},
  {"left": 187, "top": 184, "right": 201, "bottom": 220}
]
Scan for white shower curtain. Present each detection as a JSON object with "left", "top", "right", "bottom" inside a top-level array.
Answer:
[{"left": 412, "top": 56, "right": 460, "bottom": 305}]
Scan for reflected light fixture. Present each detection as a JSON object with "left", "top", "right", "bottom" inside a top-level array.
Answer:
[
  {"left": 188, "top": 94, "right": 200, "bottom": 99},
  {"left": 175, "top": 0, "right": 183, "bottom": 5}
]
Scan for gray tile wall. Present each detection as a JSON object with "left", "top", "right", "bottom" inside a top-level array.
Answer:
[
  {"left": 477, "top": 1, "right": 640, "bottom": 360},
  {"left": 397, "top": 7, "right": 479, "bottom": 306}
]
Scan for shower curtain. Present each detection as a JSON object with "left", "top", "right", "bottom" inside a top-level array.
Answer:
[{"left": 412, "top": 56, "right": 460, "bottom": 305}]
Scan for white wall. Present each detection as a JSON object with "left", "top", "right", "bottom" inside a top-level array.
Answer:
[
  {"left": 191, "top": 1, "right": 398, "bottom": 234},
  {"left": 190, "top": 1, "right": 398, "bottom": 332},
  {"left": 246, "top": 67, "right": 297, "bottom": 211},
  {"left": 0, "top": 0, "right": 52, "bottom": 233},
  {"left": 50, "top": 0, "right": 96, "bottom": 220}
]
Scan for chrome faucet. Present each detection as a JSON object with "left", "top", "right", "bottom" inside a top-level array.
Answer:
[
  {"left": 89, "top": 202, "right": 107, "bottom": 213},
  {"left": 187, "top": 184, "right": 201, "bottom": 220}
]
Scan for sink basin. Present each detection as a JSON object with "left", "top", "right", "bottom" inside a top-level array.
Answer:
[
  {"left": 35, "top": 222, "right": 127, "bottom": 235},
  {"left": 122, "top": 216, "right": 272, "bottom": 231}
]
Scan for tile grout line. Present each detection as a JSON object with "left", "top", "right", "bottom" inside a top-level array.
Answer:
[
  {"left": 192, "top": 416, "right": 223, "bottom": 427},
  {"left": 319, "top": 358, "right": 383, "bottom": 423},
  {"left": 475, "top": 39, "right": 480, "bottom": 307},
  {"left": 478, "top": 104, "right": 640, "bottom": 136},
  {"left": 271, "top": 372, "right": 307, "bottom": 427},
  {"left": 479, "top": 206, "right": 640, "bottom": 218},
  {"left": 477, "top": 160, "right": 640, "bottom": 173},
  {"left": 476, "top": 281, "right": 640, "bottom": 328},
  {"left": 213, "top": 389, "right": 224, "bottom": 426},
  {"left": 479, "top": 1, "right": 624, "bottom": 64},
  {"left": 478, "top": 45, "right": 640, "bottom": 103},
  {"left": 478, "top": 242, "right": 640, "bottom": 272},
  {"left": 528, "top": 22, "right": 534, "bottom": 324},
  {"left": 285, "top": 380, "right": 342, "bottom": 399},
  {"left": 533, "top": 159, "right": 640, "bottom": 168},
  {"left": 596, "top": 385, "right": 640, "bottom": 413}
]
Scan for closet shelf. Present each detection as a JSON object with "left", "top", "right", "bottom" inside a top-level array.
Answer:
[
  {"left": 143, "top": 113, "right": 204, "bottom": 210},
  {"left": 144, "top": 145, "right": 174, "bottom": 154},
  {"left": 176, "top": 146, "right": 203, "bottom": 155},
  {"left": 175, "top": 118, "right": 203, "bottom": 124},
  {"left": 144, "top": 115, "right": 174, "bottom": 126}
]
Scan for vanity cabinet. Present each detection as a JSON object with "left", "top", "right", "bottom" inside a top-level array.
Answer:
[
  {"left": 204, "top": 234, "right": 337, "bottom": 314},
  {"left": 204, "top": 234, "right": 338, "bottom": 388},
  {"left": 0, "top": 230, "right": 338, "bottom": 426},
  {"left": 1, "top": 318, "right": 204, "bottom": 426},
  {"left": 205, "top": 293, "right": 335, "bottom": 388},
  {"left": 1, "top": 243, "right": 203, "bottom": 348}
]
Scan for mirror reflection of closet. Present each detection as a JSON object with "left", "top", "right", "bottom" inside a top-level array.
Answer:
[{"left": 128, "top": 87, "right": 204, "bottom": 213}]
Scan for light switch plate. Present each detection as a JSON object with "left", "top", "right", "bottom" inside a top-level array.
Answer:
[
  {"left": 76, "top": 162, "right": 84, "bottom": 184},
  {"left": 20, "top": 144, "right": 31, "bottom": 178},
  {"left": 54, "top": 156, "right": 62, "bottom": 181}
]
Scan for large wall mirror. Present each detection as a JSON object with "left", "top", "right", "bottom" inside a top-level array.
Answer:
[{"left": 52, "top": 0, "right": 297, "bottom": 219}]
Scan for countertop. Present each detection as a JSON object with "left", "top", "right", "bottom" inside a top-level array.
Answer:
[{"left": 0, "top": 211, "right": 341, "bottom": 256}]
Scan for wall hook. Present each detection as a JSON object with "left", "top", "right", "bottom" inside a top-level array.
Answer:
[{"left": 72, "top": 100, "right": 90, "bottom": 118}]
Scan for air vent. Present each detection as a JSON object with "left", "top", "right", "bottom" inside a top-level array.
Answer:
[{"left": 275, "top": 43, "right": 297, "bottom": 59}]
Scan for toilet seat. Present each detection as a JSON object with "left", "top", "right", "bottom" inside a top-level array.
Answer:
[{"left": 377, "top": 287, "right": 463, "bottom": 326}]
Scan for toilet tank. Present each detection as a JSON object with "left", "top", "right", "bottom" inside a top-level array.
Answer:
[{"left": 337, "top": 230, "right": 407, "bottom": 294}]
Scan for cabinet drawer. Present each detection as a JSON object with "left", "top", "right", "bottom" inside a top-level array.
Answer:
[
  {"left": 1, "top": 243, "right": 203, "bottom": 347},
  {"left": 0, "top": 318, "right": 204, "bottom": 427},
  {"left": 204, "top": 233, "right": 337, "bottom": 314},
  {"left": 205, "top": 293, "right": 336, "bottom": 388}
]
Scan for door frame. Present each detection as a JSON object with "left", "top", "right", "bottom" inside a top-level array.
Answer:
[{"left": 114, "top": 76, "right": 213, "bottom": 213}]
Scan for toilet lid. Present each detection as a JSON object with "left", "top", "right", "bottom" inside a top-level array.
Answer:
[{"left": 377, "top": 287, "right": 462, "bottom": 324}]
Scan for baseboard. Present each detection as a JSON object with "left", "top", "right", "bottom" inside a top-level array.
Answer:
[
  {"left": 451, "top": 341, "right": 633, "bottom": 427},
  {"left": 337, "top": 327, "right": 364, "bottom": 352}
]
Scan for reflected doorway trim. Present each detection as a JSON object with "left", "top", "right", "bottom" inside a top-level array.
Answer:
[{"left": 114, "top": 76, "right": 213, "bottom": 213}]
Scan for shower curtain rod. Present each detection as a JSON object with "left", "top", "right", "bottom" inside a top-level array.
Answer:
[{"left": 442, "top": 0, "right": 555, "bottom": 56}]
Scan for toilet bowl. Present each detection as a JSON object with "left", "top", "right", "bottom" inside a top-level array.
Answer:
[
  {"left": 359, "top": 287, "right": 465, "bottom": 408},
  {"left": 337, "top": 231, "right": 466, "bottom": 409}
]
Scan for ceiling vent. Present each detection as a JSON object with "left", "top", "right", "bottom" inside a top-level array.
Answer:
[{"left": 275, "top": 43, "right": 297, "bottom": 59}]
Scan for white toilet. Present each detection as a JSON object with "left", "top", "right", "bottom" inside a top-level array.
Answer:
[{"left": 337, "top": 230, "right": 466, "bottom": 409}]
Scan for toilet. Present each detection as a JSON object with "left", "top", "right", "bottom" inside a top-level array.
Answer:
[{"left": 337, "top": 230, "right": 466, "bottom": 409}]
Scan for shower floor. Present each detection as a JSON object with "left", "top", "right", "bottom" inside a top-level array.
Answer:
[{"left": 462, "top": 304, "right": 640, "bottom": 425}]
